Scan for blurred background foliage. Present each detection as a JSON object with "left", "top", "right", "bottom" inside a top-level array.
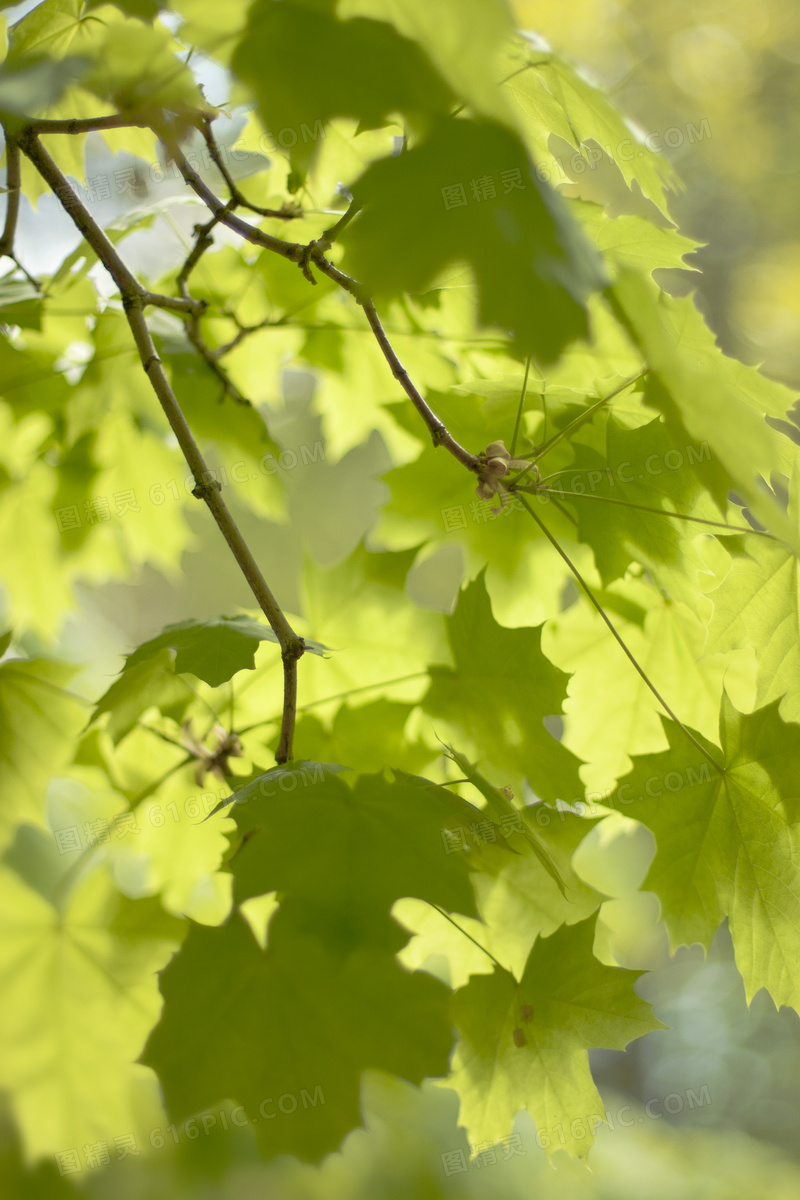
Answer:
[
  {"left": 514, "top": 0, "right": 800, "bottom": 388},
  {"left": 1, "top": 0, "right": 800, "bottom": 1196}
]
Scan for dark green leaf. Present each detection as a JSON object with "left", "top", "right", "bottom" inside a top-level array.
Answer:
[
  {"left": 124, "top": 615, "right": 327, "bottom": 688},
  {"left": 345, "top": 117, "right": 606, "bottom": 360},
  {"left": 232, "top": 1, "right": 454, "bottom": 171}
]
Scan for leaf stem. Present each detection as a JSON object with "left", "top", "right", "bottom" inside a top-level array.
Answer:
[
  {"left": 129, "top": 755, "right": 195, "bottom": 806},
  {"left": 236, "top": 671, "right": 430, "bottom": 737},
  {"left": 524, "top": 486, "right": 776, "bottom": 537},
  {"left": 135, "top": 720, "right": 191, "bottom": 752},
  {"left": 523, "top": 369, "right": 647, "bottom": 472},
  {"left": 427, "top": 902, "right": 510, "bottom": 975},
  {"left": 509, "top": 353, "right": 532, "bottom": 457},
  {"left": 515, "top": 493, "right": 723, "bottom": 773}
]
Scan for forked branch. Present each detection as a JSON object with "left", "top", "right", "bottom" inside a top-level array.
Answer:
[
  {"left": 163, "top": 132, "right": 481, "bottom": 473},
  {"left": 18, "top": 127, "right": 304, "bottom": 763}
]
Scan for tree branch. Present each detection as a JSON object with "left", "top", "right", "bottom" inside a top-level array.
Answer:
[
  {"left": 0, "top": 134, "right": 21, "bottom": 259},
  {"left": 19, "top": 128, "right": 304, "bottom": 763},
  {"left": 23, "top": 115, "right": 153, "bottom": 135},
  {"left": 144, "top": 291, "right": 206, "bottom": 316},
  {"left": 0, "top": 131, "right": 38, "bottom": 287},
  {"left": 164, "top": 135, "right": 481, "bottom": 470},
  {"left": 166, "top": 138, "right": 303, "bottom": 262},
  {"left": 310, "top": 254, "right": 481, "bottom": 472},
  {"left": 174, "top": 206, "right": 251, "bottom": 405},
  {"left": 197, "top": 116, "right": 300, "bottom": 220}
]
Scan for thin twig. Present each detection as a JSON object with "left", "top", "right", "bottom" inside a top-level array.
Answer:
[
  {"left": 165, "top": 137, "right": 302, "bottom": 262},
  {"left": 0, "top": 131, "right": 38, "bottom": 286},
  {"left": 23, "top": 114, "right": 153, "bottom": 135},
  {"left": 144, "top": 291, "right": 205, "bottom": 316},
  {"left": 20, "top": 128, "right": 304, "bottom": 763},
  {"left": 0, "top": 133, "right": 21, "bottom": 258},
  {"left": 314, "top": 255, "right": 481, "bottom": 471},
  {"left": 317, "top": 200, "right": 362, "bottom": 250},
  {"left": 164, "top": 134, "right": 482, "bottom": 472},
  {"left": 213, "top": 314, "right": 276, "bottom": 358},
  {"left": 197, "top": 116, "right": 298, "bottom": 220},
  {"left": 175, "top": 206, "right": 251, "bottom": 405}
]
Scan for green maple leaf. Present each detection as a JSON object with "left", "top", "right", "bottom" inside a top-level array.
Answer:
[
  {"left": 446, "top": 917, "right": 661, "bottom": 1159},
  {"left": 571, "top": 203, "right": 701, "bottom": 278},
  {"left": 0, "top": 331, "right": 71, "bottom": 419},
  {"left": 565, "top": 415, "right": 719, "bottom": 600},
  {"left": 705, "top": 469, "right": 800, "bottom": 723},
  {"left": 399, "top": 804, "right": 604, "bottom": 984},
  {"left": 0, "top": 856, "right": 182, "bottom": 1159},
  {"left": 530, "top": 55, "right": 678, "bottom": 214},
  {"left": 0, "top": 656, "right": 87, "bottom": 848},
  {"left": 123, "top": 615, "right": 327, "bottom": 688},
  {"left": 144, "top": 768, "right": 491, "bottom": 1160},
  {"left": 422, "top": 571, "right": 584, "bottom": 804},
  {"left": 5, "top": 0, "right": 85, "bottom": 66},
  {"left": 544, "top": 580, "right": 739, "bottom": 793},
  {"left": 233, "top": 0, "right": 454, "bottom": 172},
  {"left": 495, "top": 40, "right": 678, "bottom": 217},
  {"left": 622, "top": 694, "right": 800, "bottom": 1010},
  {"left": 612, "top": 271, "right": 799, "bottom": 549},
  {"left": 471, "top": 807, "right": 605, "bottom": 978},
  {"left": 291, "top": 698, "right": 434, "bottom": 776},
  {"left": 340, "top": 0, "right": 515, "bottom": 125},
  {"left": 90, "top": 616, "right": 328, "bottom": 741},
  {"left": 81, "top": 12, "right": 209, "bottom": 114},
  {"left": 228, "top": 767, "right": 483, "bottom": 951},
  {"left": 0, "top": 279, "right": 44, "bottom": 330},
  {"left": 296, "top": 546, "right": 448, "bottom": 711},
  {"left": 344, "top": 116, "right": 605, "bottom": 361},
  {"left": 90, "top": 648, "right": 192, "bottom": 745},
  {"left": 707, "top": 537, "right": 800, "bottom": 720},
  {"left": 85, "top": 0, "right": 159, "bottom": 18},
  {"left": 143, "top": 908, "right": 455, "bottom": 1162}
]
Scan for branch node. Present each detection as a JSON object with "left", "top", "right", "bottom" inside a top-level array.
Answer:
[
  {"left": 299, "top": 243, "right": 318, "bottom": 285},
  {"left": 143, "top": 353, "right": 161, "bottom": 374},
  {"left": 191, "top": 478, "right": 223, "bottom": 501},
  {"left": 282, "top": 637, "right": 306, "bottom": 666}
]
